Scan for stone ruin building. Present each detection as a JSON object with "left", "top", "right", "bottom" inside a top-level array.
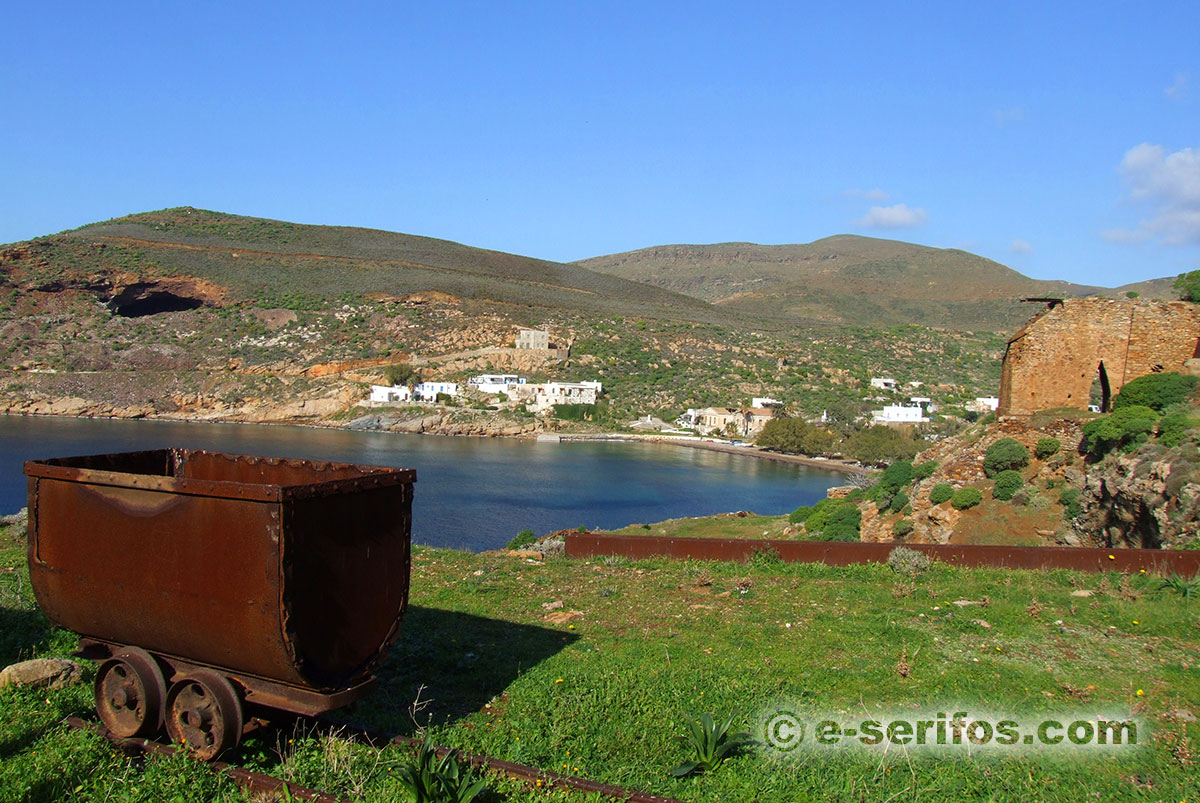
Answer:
[{"left": 997, "top": 298, "right": 1200, "bottom": 416}]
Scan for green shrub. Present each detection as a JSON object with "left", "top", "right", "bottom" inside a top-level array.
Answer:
[
  {"left": 1058, "top": 488, "right": 1082, "bottom": 519},
  {"left": 802, "top": 498, "right": 861, "bottom": 542},
  {"left": 891, "top": 519, "right": 914, "bottom": 538},
  {"left": 983, "top": 438, "right": 1030, "bottom": 478},
  {"left": 992, "top": 469, "right": 1024, "bottom": 501},
  {"left": 1157, "top": 410, "right": 1199, "bottom": 448},
  {"left": 929, "top": 483, "right": 954, "bottom": 505},
  {"left": 1174, "top": 269, "right": 1200, "bottom": 302},
  {"left": 506, "top": 529, "right": 536, "bottom": 550},
  {"left": 1034, "top": 437, "right": 1061, "bottom": 459},
  {"left": 880, "top": 459, "right": 914, "bottom": 489},
  {"left": 913, "top": 460, "right": 939, "bottom": 480},
  {"left": 888, "top": 491, "right": 909, "bottom": 513},
  {"left": 1082, "top": 405, "right": 1160, "bottom": 456},
  {"left": 951, "top": 487, "right": 983, "bottom": 510},
  {"left": 1113, "top": 372, "right": 1199, "bottom": 413},
  {"left": 788, "top": 505, "right": 813, "bottom": 524},
  {"left": 887, "top": 545, "right": 929, "bottom": 574},
  {"left": 864, "top": 458, "right": 917, "bottom": 511}
]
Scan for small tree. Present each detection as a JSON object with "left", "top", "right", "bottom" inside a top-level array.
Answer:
[
  {"left": 384, "top": 362, "right": 418, "bottom": 387},
  {"left": 983, "top": 438, "right": 1029, "bottom": 478}
]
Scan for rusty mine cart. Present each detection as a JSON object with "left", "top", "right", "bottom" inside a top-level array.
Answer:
[{"left": 24, "top": 449, "right": 415, "bottom": 759}]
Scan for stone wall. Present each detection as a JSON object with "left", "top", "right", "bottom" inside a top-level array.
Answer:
[{"left": 998, "top": 299, "right": 1200, "bottom": 416}]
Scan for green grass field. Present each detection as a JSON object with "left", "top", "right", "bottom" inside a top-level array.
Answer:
[{"left": 3, "top": 529, "right": 1198, "bottom": 802}]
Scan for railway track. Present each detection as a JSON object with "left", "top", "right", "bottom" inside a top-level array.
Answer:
[{"left": 67, "top": 715, "right": 688, "bottom": 803}]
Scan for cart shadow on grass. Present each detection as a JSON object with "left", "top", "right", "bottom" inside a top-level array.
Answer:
[{"left": 345, "top": 606, "right": 579, "bottom": 735}]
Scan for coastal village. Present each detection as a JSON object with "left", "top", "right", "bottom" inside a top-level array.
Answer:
[{"left": 365, "top": 328, "right": 1002, "bottom": 441}]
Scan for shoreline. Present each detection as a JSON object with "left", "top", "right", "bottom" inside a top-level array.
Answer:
[
  {"left": 551, "top": 432, "right": 863, "bottom": 474},
  {"left": 1, "top": 408, "right": 862, "bottom": 475}
]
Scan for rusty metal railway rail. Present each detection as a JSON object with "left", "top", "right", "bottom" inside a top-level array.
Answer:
[
  {"left": 564, "top": 532, "right": 1200, "bottom": 574},
  {"left": 67, "top": 716, "right": 688, "bottom": 803}
]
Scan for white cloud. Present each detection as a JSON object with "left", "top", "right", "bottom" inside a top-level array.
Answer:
[
  {"left": 992, "top": 105, "right": 1026, "bottom": 125},
  {"left": 843, "top": 188, "right": 890, "bottom": 201},
  {"left": 1101, "top": 227, "right": 1152, "bottom": 245},
  {"left": 1009, "top": 239, "right": 1033, "bottom": 255},
  {"left": 855, "top": 203, "right": 928, "bottom": 229},
  {"left": 1165, "top": 72, "right": 1189, "bottom": 100},
  {"left": 1111, "top": 143, "right": 1200, "bottom": 246}
]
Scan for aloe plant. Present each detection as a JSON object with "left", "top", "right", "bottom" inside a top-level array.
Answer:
[
  {"left": 1160, "top": 572, "right": 1200, "bottom": 602},
  {"left": 670, "top": 711, "right": 751, "bottom": 777},
  {"left": 396, "top": 736, "right": 487, "bottom": 803}
]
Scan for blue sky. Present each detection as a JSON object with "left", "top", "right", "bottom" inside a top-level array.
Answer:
[{"left": 2, "top": 1, "right": 1197, "bottom": 287}]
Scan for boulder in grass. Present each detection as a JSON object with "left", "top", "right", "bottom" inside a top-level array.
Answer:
[{"left": 0, "top": 658, "right": 84, "bottom": 690}]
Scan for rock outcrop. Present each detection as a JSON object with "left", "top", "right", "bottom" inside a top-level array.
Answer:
[{"left": 1077, "top": 439, "right": 1200, "bottom": 549}]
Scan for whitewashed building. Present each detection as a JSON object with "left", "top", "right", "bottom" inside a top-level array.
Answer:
[
  {"left": 413, "top": 381, "right": 459, "bottom": 401},
  {"left": 870, "top": 377, "right": 899, "bottom": 391},
  {"left": 752, "top": 396, "right": 783, "bottom": 409},
  {"left": 519, "top": 380, "right": 602, "bottom": 412},
  {"left": 468, "top": 374, "right": 527, "bottom": 395},
  {"left": 967, "top": 397, "right": 1000, "bottom": 413},
  {"left": 871, "top": 404, "right": 930, "bottom": 425},
  {"left": 369, "top": 384, "right": 412, "bottom": 404}
]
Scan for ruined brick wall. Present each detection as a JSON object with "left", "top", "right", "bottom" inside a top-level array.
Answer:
[{"left": 998, "top": 299, "right": 1200, "bottom": 416}]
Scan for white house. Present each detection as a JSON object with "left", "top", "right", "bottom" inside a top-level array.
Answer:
[
  {"left": 369, "top": 384, "right": 412, "bottom": 404},
  {"left": 519, "top": 381, "right": 602, "bottom": 412},
  {"left": 870, "top": 377, "right": 899, "bottom": 391},
  {"left": 413, "top": 381, "right": 458, "bottom": 401},
  {"left": 676, "top": 408, "right": 701, "bottom": 429},
  {"left": 752, "top": 396, "right": 783, "bottom": 409},
  {"left": 468, "top": 374, "right": 526, "bottom": 395},
  {"left": 516, "top": 329, "right": 550, "bottom": 350},
  {"left": 967, "top": 397, "right": 1000, "bottom": 413},
  {"left": 871, "top": 404, "right": 930, "bottom": 425}
]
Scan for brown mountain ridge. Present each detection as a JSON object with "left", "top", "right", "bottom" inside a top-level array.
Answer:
[{"left": 576, "top": 235, "right": 1176, "bottom": 332}]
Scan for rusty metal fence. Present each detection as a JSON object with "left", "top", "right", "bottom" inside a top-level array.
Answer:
[{"left": 564, "top": 532, "right": 1200, "bottom": 574}]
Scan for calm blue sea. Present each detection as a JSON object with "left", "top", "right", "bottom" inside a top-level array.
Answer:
[{"left": 0, "top": 415, "right": 842, "bottom": 552}]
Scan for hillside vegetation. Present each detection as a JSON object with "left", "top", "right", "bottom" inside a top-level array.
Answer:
[
  {"left": 577, "top": 235, "right": 1176, "bottom": 331},
  {"left": 0, "top": 208, "right": 1009, "bottom": 429},
  {"left": 11, "top": 208, "right": 730, "bottom": 324}
]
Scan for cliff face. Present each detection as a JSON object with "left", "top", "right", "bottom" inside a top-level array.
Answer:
[{"left": 1078, "top": 440, "right": 1200, "bottom": 549}]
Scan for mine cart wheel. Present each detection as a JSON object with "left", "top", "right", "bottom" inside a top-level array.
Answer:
[
  {"left": 94, "top": 646, "right": 167, "bottom": 739},
  {"left": 164, "top": 670, "right": 243, "bottom": 761}
]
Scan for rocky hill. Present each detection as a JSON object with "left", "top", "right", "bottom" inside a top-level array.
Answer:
[
  {"left": 577, "top": 235, "right": 1177, "bottom": 332},
  {"left": 856, "top": 408, "right": 1200, "bottom": 551},
  {"left": 4, "top": 207, "right": 734, "bottom": 326},
  {"left": 0, "top": 208, "right": 1015, "bottom": 428}
]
